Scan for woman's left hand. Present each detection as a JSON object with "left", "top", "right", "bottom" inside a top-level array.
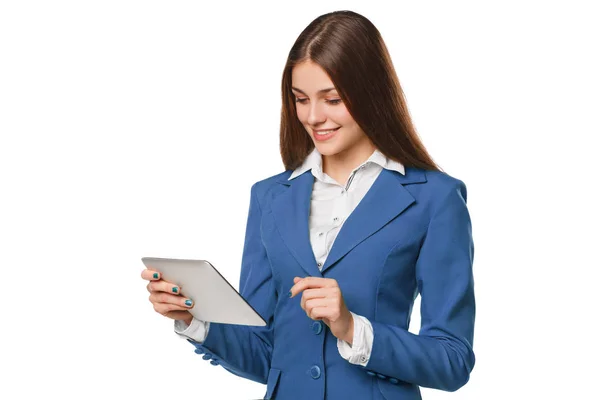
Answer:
[{"left": 289, "top": 276, "right": 354, "bottom": 344}]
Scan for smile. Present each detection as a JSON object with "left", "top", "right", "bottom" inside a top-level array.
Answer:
[{"left": 313, "top": 127, "right": 340, "bottom": 141}]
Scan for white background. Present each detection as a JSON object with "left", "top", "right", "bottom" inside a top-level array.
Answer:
[{"left": 1, "top": 1, "right": 598, "bottom": 399}]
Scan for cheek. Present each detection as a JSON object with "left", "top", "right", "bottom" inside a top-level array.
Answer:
[
  {"left": 331, "top": 107, "right": 354, "bottom": 125},
  {"left": 294, "top": 104, "right": 354, "bottom": 128},
  {"left": 295, "top": 106, "right": 308, "bottom": 123}
]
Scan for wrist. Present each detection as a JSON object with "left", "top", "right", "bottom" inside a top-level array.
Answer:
[
  {"left": 343, "top": 313, "right": 354, "bottom": 344},
  {"left": 182, "top": 314, "right": 193, "bottom": 326}
]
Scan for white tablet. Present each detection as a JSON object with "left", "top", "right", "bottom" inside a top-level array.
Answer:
[{"left": 141, "top": 257, "right": 267, "bottom": 326}]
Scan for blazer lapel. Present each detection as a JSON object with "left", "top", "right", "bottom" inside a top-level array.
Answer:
[
  {"left": 271, "top": 167, "right": 427, "bottom": 277},
  {"left": 271, "top": 171, "right": 323, "bottom": 277},
  {"left": 320, "top": 168, "right": 425, "bottom": 274}
]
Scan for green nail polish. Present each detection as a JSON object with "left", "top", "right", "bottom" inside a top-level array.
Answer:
[
  {"left": 153, "top": 273, "right": 158, "bottom": 279},
  {"left": 172, "top": 287, "right": 178, "bottom": 293},
  {"left": 185, "top": 299, "right": 192, "bottom": 306},
  {"left": 288, "top": 291, "right": 292, "bottom": 297}
]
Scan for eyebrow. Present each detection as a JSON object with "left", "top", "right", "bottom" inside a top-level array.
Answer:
[{"left": 291, "top": 86, "right": 337, "bottom": 95}]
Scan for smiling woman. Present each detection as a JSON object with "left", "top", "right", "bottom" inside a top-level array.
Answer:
[
  {"left": 142, "top": 9, "right": 475, "bottom": 400},
  {"left": 290, "top": 62, "right": 369, "bottom": 165}
]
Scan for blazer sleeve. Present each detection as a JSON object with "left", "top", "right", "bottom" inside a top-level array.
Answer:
[
  {"left": 185, "top": 182, "right": 277, "bottom": 384},
  {"left": 363, "top": 179, "right": 476, "bottom": 392}
]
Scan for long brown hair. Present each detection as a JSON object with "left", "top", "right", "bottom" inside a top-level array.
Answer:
[{"left": 280, "top": 10, "right": 442, "bottom": 172}]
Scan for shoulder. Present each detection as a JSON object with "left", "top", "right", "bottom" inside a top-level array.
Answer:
[
  {"left": 405, "top": 168, "right": 470, "bottom": 217},
  {"left": 248, "top": 169, "right": 294, "bottom": 206},
  {"left": 421, "top": 169, "right": 468, "bottom": 199}
]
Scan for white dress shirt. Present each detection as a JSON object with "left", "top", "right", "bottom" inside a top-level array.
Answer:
[{"left": 174, "top": 147, "right": 405, "bottom": 367}]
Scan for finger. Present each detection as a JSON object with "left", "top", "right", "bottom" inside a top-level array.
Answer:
[
  {"left": 298, "top": 276, "right": 336, "bottom": 287},
  {"left": 290, "top": 277, "right": 333, "bottom": 297},
  {"left": 300, "top": 288, "right": 329, "bottom": 309},
  {"left": 303, "top": 297, "right": 331, "bottom": 314},
  {"left": 149, "top": 292, "right": 194, "bottom": 309},
  {"left": 306, "top": 306, "right": 330, "bottom": 321},
  {"left": 290, "top": 276, "right": 305, "bottom": 295},
  {"left": 154, "top": 301, "right": 192, "bottom": 316},
  {"left": 301, "top": 288, "right": 329, "bottom": 299},
  {"left": 148, "top": 279, "right": 182, "bottom": 295},
  {"left": 141, "top": 269, "right": 161, "bottom": 281}
]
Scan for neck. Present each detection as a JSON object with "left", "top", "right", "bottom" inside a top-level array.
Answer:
[{"left": 321, "top": 138, "right": 377, "bottom": 185}]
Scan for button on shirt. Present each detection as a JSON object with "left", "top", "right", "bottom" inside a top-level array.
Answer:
[{"left": 174, "top": 146, "right": 405, "bottom": 367}]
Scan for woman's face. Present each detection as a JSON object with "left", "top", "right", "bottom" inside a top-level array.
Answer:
[{"left": 291, "top": 60, "right": 373, "bottom": 161}]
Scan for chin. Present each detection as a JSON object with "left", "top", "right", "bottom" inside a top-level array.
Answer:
[
  {"left": 313, "top": 142, "right": 337, "bottom": 154},
  {"left": 314, "top": 145, "right": 347, "bottom": 158}
]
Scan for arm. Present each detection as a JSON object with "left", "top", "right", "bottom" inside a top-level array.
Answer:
[
  {"left": 174, "top": 318, "right": 210, "bottom": 342},
  {"left": 364, "top": 180, "right": 476, "bottom": 391},
  {"left": 337, "top": 312, "right": 373, "bottom": 366},
  {"left": 185, "top": 183, "right": 277, "bottom": 384}
]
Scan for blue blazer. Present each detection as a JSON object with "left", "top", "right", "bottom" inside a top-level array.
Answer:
[{"left": 187, "top": 166, "right": 476, "bottom": 399}]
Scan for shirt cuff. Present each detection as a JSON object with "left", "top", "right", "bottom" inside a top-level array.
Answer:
[
  {"left": 174, "top": 317, "right": 210, "bottom": 343},
  {"left": 337, "top": 312, "right": 374, "bottom": 366}
]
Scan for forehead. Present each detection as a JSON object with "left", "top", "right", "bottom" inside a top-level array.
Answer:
[{"left": 291, "top": 61, "right": 336, "bottom": 93}]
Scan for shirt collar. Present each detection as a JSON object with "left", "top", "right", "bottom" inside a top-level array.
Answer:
[{"left": 288, "top": 146, "right": 405, "bottom": 181}]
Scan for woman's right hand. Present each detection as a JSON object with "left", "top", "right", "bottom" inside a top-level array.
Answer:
[{"left": 141, "top": 268, "right": 194, "bottom": 326}]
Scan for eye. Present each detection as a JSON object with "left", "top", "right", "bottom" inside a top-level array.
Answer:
[{"left": 294, "top": 98, "right": 342, "bottom": 105}]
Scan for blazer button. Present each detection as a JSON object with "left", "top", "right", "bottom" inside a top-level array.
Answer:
[
  {"left": 309, "top": 365, "right": 321, "bottom": 379},
  {"left": 366, "top": 371, "right": 376, "bottom": 376},
  {"left": 377, "top": 373, "right": 387, "bottom": 380},
  {"left": 312, "top": 321, "right": 323, "bottom": 335},
  {"left": 194, "top": 348, "right": 205, "bottom": 355},
  {"left": 210, "top": 360, "right": 219, "bottom": 366},
  {"left": 202, "top": 353, "right": 212, "bottom": 360},
  {"left": 389, "top": 378, "right": 399, "bottom": 384}
]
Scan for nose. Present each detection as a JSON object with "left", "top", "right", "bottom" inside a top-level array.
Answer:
[{"left": 307, "top": 102, "right": 326, "bottom": 126}]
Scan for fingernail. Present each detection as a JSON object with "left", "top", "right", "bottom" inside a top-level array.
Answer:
[
  {"left": 172, "top": 287, "right": 178, "bottom": 293},
  {"left": 288, "top": 291, "right": 292, "bottom": 297},
  {"left": 153, "top": 273, "right": 159, "bottom": 279},
  {"left": 185, "top": 299, "right": 192, "bottom": 307}
]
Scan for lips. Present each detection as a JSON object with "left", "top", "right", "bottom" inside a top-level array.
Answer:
[
  {"left": 313, "top": 127, "right": 340, "bottom": 142},
  {"left": 313, "top": 128, "right": 340, "bottom": 133}
]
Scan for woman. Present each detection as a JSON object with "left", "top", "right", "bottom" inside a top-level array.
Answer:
[{"left": 141, "top": 10, "right": 475, "bottom": 400}]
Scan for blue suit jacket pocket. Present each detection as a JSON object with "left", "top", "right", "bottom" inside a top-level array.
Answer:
[{"left": 264, "top": 368, "right": 281, "bottom": 399}]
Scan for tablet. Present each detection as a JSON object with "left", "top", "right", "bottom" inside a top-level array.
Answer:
[{"left": 141, "top": 257, "right": 267, "bottom": 326}]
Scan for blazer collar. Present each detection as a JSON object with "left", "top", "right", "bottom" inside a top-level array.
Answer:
[
  {"left": 288, "top": 147, "right": 406, "bottom": 181},
  {"left": 272, "top": 166, "right": 427, "bottom": 276}
]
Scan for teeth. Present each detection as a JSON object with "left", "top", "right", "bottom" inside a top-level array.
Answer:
[{"left": 315, "top": 129, "right": 337, "bottom": 135}]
